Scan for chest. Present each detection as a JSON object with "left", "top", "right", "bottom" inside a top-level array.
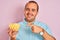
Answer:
[{"left": 17, "top": 26, "right": 44, "bottom": 40}]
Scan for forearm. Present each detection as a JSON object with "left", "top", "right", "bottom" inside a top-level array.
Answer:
[
  {"left": 10, "top": 37, "right": 16, "bottom": 40},
  {"left": 42, "top": 30, "right": 56, "bottom": 40},
  {"left": 11, "top": 38, "right": 16, "bottom": 40}
]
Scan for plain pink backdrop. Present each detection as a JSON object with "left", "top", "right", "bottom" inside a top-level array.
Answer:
[{"left": 0, "top": 0, "right": 60, "bottom": 40}]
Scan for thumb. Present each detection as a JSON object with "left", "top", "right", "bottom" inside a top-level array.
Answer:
[{"left": 31, "top": 26, "right": 34, "bottom": 32}]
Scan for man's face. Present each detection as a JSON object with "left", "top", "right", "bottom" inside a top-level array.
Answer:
[{"left": 24, "top": 3, "right": 38, "bottom": 22}]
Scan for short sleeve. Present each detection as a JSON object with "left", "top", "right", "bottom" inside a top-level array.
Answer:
[
  {"left": 44, "top": 25, "right": 52, "bottom": 35},
  {"left": 35, "top": 21, "right": 52, "bottom": 35}
]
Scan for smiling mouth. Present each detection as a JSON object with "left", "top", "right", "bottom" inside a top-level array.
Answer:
[{"left": 27, "top": 13, "right": 33, "bottom": 17}]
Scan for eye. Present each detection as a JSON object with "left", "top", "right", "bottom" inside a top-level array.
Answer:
[
  {"left": 25, "top": 8, "right": 30, "bottom": 11},
  {"left": 32, "top": 9, "right": 35, "bottom": 12}
]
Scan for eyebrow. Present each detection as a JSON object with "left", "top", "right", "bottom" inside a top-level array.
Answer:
[{"left": 25, "top": 7, "right": 36, "bottom": 11}]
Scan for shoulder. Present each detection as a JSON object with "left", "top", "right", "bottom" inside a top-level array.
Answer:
[
  {"left": 35, "top": 21, "right": 52, "bottom": 35},
  {"left": 35, "top": 21, "right": 47, "bottom": 26},
  {"left": 18, "top": 21, "right": 24, "bottom": 24},
  {"left": 34, "top": 20, "right": 49, "bottom": 29}
]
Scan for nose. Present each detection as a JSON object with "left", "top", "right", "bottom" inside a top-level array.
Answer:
[{"left": 28, "top": 9, "right": 32, "bottom": 14}]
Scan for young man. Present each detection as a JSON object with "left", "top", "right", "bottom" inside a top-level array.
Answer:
[{"left": 8, "top": 1, "right": 56, "bottom": 40}]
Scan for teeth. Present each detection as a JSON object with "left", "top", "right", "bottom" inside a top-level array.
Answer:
[{"left": 27, "top": 13, "right": 33, "bottom": 16}]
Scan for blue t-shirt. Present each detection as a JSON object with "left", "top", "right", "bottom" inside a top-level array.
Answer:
[{"left": 16, "top": 20, "right": 52, "bottom": 40}]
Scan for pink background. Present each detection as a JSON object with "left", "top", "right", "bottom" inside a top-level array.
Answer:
[{"left": 0, "top": 0, "right": 60, "bottom": 40}]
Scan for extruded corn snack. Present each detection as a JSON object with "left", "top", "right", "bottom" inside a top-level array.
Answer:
[{"left": 9, "top": 23, "right": 20, "bottom": 31}]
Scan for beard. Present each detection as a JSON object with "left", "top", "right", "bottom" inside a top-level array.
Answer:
[{"left": 25, "top": 17, "right": 35, "bottom": 22}]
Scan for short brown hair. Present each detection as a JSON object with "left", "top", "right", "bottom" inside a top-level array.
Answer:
[{"left": 25, "top": 1, "right": 39, "bottom": 12}]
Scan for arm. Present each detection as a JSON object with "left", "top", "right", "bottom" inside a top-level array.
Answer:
[
  {"left": 10, "top": 38, "right": 16, "bottom": 40},
  {"left": 42, "top": 29, "right": 56, "bottom": 40},
  {"left": 29, "top": 24, "right": 56, "bottom": 40}
]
